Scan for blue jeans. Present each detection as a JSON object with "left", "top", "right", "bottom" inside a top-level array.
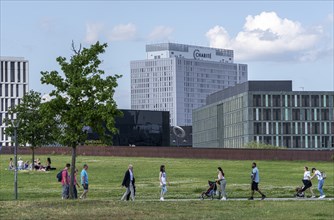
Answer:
[
  {"left": 318, "top": 179, "right": 324, "bottom": 196},
  {"left": 62, "top": 185, "right": 69, "bottom": 199},
  {"left": 161, "top": 184, "right": 167, "bottom": 197},
  {"left": 219, "top": 179, "right": 227, "bottom": 198}
]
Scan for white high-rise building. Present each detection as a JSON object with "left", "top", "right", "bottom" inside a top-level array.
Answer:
[
  {"left": 131, "top": 43, "right": 248, "bottom": 126},
  {"left": 0, "top": 57, "right": 29, "bottom": 146}
]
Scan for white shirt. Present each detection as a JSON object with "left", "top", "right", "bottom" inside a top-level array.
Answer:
[
  {"left": 17, "top": 160, "right": 24, "bottom": 169},
  {"left": 160, "top": 172, "right": 167, "bottom": 185},
  {"left": 129, "top": 170, "right": 133, "bottom": 181},
  {"left": 314, "top": 170, "right": 323, "bottom": 181},
  {"left": 303, "top": 171, "right": 311, "bottom": 180},
  {"left": 218, "top": 172, "right": 225, "bottom": 180}
]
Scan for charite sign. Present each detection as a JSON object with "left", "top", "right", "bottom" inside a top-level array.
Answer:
[{"left": 193, "top": 49, "right": 211, "bottom": 59}]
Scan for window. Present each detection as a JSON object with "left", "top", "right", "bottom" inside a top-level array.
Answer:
[{"left": 10, "top": 62, "right": 15, "bottom": 82}]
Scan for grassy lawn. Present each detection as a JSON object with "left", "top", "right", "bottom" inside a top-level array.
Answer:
[{"left": 0, "top": 154, "right": 333, "bottom": 219}]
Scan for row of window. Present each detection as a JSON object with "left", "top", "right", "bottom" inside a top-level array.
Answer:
[
  {"left": 253, "top": 122, "right": 334, "bottom": 135},
  {"left": 252, "top": 94, "right": 332, "bottom": 107},
  {"left": 254, "top": 135, "right": 334, "bottom": 148},
  {"left": 0, "top": 84, "right": 27, "bottom": 98},
  {"left": 0, "top": 61, "right": 28, "bottom": 83},
  {"left": 252, "top": 108, "right": 332, "bottom": 121},
  {"left": 0, "top": 98, "right": 22, "bottom": 112}
]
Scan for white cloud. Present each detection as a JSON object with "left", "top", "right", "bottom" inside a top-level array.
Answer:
[
  {"left": 107, "top": 23, "right": 137, "bottom": 41},
  {"left": 206, "top": 11, "right": 330, "bottom": 62},
  {"left": 84, "top": 22, "right": 104, "bottom": 44},
  {"left": 148, "top": 26, "right": 173, "bottom": 41}
]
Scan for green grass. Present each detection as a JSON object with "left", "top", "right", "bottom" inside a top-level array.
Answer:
[{"left": 0, "top": 154, "right": 333, "bottom": 219}]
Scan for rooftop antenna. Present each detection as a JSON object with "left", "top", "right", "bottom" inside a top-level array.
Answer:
[{"left": 300, "top": 87, "right": 304, "bottom": 91}]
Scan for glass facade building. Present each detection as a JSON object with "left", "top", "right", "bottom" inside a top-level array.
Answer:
[
  {"left": 193, "top": 81, "right": 334, "bottom": 149},
  {"left": 0, "top": 57, "right": 29, "bottom": 146},
  {"left": 87, "top": 109, "right": 170, "bottom": 146},
  {"left": 131, "top": 43, "right": 248, "bottom": 126}
]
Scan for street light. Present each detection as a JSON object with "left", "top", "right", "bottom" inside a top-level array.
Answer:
[{"left": 11, "top": 117, "right": 20, "bottom": 200}]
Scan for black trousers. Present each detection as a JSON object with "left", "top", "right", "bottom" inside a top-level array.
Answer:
[{"left": 301, "top": 180, "right": 312, "bottom": 192}]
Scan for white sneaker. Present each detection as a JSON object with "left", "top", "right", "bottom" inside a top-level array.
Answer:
[
  {"left": 311, "top": 195, "right": 316, "bottom": 198},
  {"left": 160, "top": 197, "right": 164, "bottom": 201},
  {"left": 319, "top": 195, "right": 326, "bottom": 199},
  {"left": 221, "top": 197, "right": 226, "bottom": 201}
]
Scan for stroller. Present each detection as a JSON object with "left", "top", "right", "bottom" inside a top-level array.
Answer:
[
  {"left": 294, "top": 180, "right": 312, "bottom": 198},
  {"left": 201, "top": 180, "right": 219, "bottom": 200},
  {"left": 294, "top": 186, "right": 305, "bottom": 198}
]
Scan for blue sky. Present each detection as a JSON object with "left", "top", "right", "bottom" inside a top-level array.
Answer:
[{"left": 1, "top": 1, "right": 333, "bottom": 108}]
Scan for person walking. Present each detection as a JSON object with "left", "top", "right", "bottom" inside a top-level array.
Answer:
[
  {"left": 80, "top": 164, "right": 89, "bottom": 199},
  {"left": 71, "top": 169, "right": 80, "bottom": 199},
  {"left": 215, "top": 167, "right": 227, "bottom": 200},
  {"left": 249, "top": 162, "right": 266, "bottom": 200},
  {"left": 310, "top": 168, "right": 326, "bottom": 199},
  {"left": 159, "top": 165, "right": 169, "bottom": 201},
  {"left": 121, "top": 164, "right": 135, "bottom": 201},
  {"left": 298, "top": 166, "right": 315, "bottom": 198},
  {"left": 61, "top": 163, "right": 70, "bottom": 199}
]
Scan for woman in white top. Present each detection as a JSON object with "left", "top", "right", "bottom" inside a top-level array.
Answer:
[
  {"left": 300, "top": 166, "right": 315, "bottom": 198},
  {"left": 311, "top": 168, "right": 325, "bottom": 199},
  {"left": 216, "top": 167, "right": 227, "bottom": 200},
  {"left": 159, "top": 165, "right": 169, "bottom": 201}
]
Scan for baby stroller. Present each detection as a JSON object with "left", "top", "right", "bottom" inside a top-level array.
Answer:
[
  {"left": 201, "top": 180, "right": 219, "bottom": 200},
  {"left": 294, "top": 180, "right": 312, "bottom": 198},
  {"left": 294, "top": 186, "right": 305, "bottom": 198}
]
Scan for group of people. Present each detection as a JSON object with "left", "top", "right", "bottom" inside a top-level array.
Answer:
[
  {"left": 60, "top": 163, "right": 89, "bottom": 199},
  {"left": 296, "top": 166, "right": 326, "bottom": 199},
  {"left": 8, "top": 157, "right": 30, "bottom": 170},
  {"left": 8, "top": 157, "right": 56, "bottom": 171},
  {"left": 59, "top": 161, "right": 326, "bottom": 201}
]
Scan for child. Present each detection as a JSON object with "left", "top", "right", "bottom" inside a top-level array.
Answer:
[
  {"left": 159, "top": 165, "right": 169, "bottom": 201},
  {"left": 73, "top": 169, "right": 80, "bottom": 199}
]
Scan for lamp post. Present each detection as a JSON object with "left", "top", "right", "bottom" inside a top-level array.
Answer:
[{"left": 11, "top": 118, "right": 20, "bottom": 200}]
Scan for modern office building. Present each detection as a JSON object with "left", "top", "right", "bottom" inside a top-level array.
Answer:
[
  {"left": 131, "top": 43, "right": 248, "bottom": 126},
  {"left": 87, "top": 109, "right": 170, "bottom": 146},
  {"left": 193, "top": 81, "right": 334, "bottom": 149},
  {"left": 0, "top": 57, "right": 29, "bottom": 146}
]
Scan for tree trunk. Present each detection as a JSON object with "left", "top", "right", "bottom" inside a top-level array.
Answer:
[
  {"left": 69, "top": 144, "right": 77, "bottom": 199},
  {"left": 31, "top": 147, "right": 35, "bottom": 170}
]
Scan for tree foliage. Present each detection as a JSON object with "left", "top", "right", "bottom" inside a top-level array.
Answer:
[
  {"left": 4, "top": 90, "right": 58, "bottom": 167},
  {"left": 40, "top": 41, "right": 122, "bottom": 198}
]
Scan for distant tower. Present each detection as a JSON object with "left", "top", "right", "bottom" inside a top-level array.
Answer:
[
  {"left": 0, "top": 57, "right": 29, "bottom": 146},
  {"left": 130, "top": 43, "right": 248, "bottom": 126}
]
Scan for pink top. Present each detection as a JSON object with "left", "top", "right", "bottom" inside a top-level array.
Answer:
[
  {"left": 61, "top": 169, "right": 69, "bottom": 185},
  {"left": 69, "top": 175, "right": 78, "bottom": 186}
]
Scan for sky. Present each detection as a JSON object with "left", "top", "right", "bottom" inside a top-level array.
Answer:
[{"left": 1, "top": 0, "right": 333, "bottom": 109}]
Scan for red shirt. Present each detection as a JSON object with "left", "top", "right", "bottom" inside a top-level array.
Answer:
[{"left": 61, "top": 169, "right": 69, "bottom": 185}]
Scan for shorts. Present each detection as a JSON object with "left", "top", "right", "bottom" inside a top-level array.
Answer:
[
  {"left": 82, "top": 184, "right": 89, "bottom": 190},
  {"left": 251, "top": 181, "right": 259, "bottom": 191}
]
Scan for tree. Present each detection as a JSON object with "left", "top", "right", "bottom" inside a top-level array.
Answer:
[
  {"left": 4, "top": 90, "right": 58, "bottom": 169},
  {"left": 40, "top": 41, "right": 122, "bottom": 199}
]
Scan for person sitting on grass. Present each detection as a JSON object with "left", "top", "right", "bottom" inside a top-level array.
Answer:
[
  {"left": 24, "top": 161, "right": 30, "bottom": 170},
  {"left": 17, "top": 157, "right": 24, "bottom": 170},
  {"left": 8, "top": 158, "right": 14, "bottom": 170},
  {"left": 45, "top": 157, "right": 56, "bottom": 171}
]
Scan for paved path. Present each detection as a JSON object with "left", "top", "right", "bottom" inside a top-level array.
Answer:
[{"left": 142, "top": 197, "right": 333, "bottom": 202}]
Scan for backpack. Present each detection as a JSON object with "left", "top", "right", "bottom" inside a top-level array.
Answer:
[
  {"left": 321, "top": 171, "right": 327, "bottom": 179},
  {"left": 56, "top": 170, "right": 63, "bottom": 182}
]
